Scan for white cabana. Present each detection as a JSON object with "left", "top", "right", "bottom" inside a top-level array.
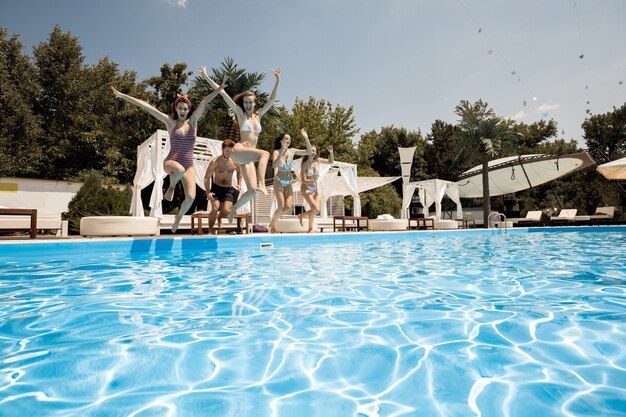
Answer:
[
  {"left": 130, "top": 130, "right": 246, "bottom": 217},
  {"left": 402, "top": 179, "right": 463, "bottom": 220}
]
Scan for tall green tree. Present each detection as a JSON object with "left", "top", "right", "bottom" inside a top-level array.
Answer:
[
  {"left": 424, "top": 119, "right": 461, "bottom": 181},
  {"left": 453, "top": 99, "right": 519, "bottom": 225},
  {"left": 512, "top": 119, "right": 558, "bottom": 154},
  {"left": 32, "top": 25, "right": 87, "bottom": 178},
  {"left": 277, "top": 96, "right": 359, "bottom": 163},
  {"left": 144, "top": 62, "right": 192, "bottom": 114},
  {"left": 0, "top": 27, "right": 43, "bottom": 177},
  {"left": 357, "top": 126, "right": 427, "bottom": 196},
  {"left": 582, "top": 103, "right": 626, "bottom": 163}
]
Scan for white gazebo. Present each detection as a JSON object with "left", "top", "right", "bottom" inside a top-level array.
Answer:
[{"left": 401, "top": 179, "right": 463, "bottom": 221}]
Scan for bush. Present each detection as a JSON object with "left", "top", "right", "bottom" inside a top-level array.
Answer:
[{"left": 64, "top": 171, "right": 132, "bottom": 234}]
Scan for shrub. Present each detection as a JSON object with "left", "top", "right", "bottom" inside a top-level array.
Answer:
[{"left": 64, "top": 171, "right": 132, "bottom": 234}]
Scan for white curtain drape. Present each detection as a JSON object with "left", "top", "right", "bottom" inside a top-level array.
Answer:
[
  {"left": 401, "top": 183, "right": 417, "bottom": 219},
  {"left": 338, "top": 164, "right": 360, "bottom": 216},
  {"left": 445, "top": 183, "right": 463, "bottom": 219},
  {"left": 130, "top": 136, "right": 154, "bottom": 216},
  {"left": 148, "top": 133, "right": 168, "bottom": 217}
]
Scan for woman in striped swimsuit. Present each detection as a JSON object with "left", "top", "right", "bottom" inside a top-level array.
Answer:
[{"left": 111, "top": 73, "right": 226, "bottom": 232}]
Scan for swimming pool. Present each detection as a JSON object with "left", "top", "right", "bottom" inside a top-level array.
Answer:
[{"left": 1, "top": 228, "right": 625, "bottom": 416}]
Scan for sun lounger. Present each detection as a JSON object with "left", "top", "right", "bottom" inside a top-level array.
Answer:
[
  {"left": 550, "top": 209, "right": 577, "bottom": 225},
  {"left": 0, "top": 209, "right": 68, "bottom": 238},
  {"left": 589, "top": 206, "right": 615, "bottom": 224},
  {"left": 516, "top": 210, "right": 543, "bottom": 227}
]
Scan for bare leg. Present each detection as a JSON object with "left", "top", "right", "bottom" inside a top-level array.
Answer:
[
  {"left": 218, "top": 201, "right": 234, "bottom": 229},
  {"left": 228, "top": 162, "right": 257, "bottom": 223},
  {"left": 208, "top": 199, "right": 220, "bottom": 234},
  {"left": 269, "top": 180, "right": 286, "bottom": 233},
  {"left": 301, "top": 190, "right": 320, "bottom": 233},
  {"left": 257, "top": 151, "right": 270, "bottom": 196},
  {"left": 232, "top": 147, "right": 269, "bottom": 196},
  {"left": 163, "top": 160, "right": 185, "bottom": 201},
  {"left": 172, "top": 168, "right": 196, "bottom": 233}
]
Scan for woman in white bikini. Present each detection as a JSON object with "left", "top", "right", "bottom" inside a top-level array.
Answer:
[
  {"left": 298, "top": 130, "right": 334, "bottom": 233},
  {"left": 268, "top": 129, "right": 313, "bottom": 233},
  {"left": 200, "top": 66, "right": 280, "bottom": 222},
  {"left": 111, "top": 72, "right": 226, "bottom": 232}
]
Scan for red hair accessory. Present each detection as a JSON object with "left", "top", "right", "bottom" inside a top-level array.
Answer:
[{"left": 174, "top": 93, "right": 192, "bottom": 107}]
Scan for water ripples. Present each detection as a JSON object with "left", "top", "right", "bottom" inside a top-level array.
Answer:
[{"left": 1, "top": 231, "right": 626, "bottom": 416}]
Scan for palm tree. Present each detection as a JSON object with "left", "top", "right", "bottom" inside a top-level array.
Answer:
[
  {"left": 453, "top": 100, "right": 519, "bottom": 226},
  {"left": 190, "top": 57, "right": 281, "bottom": 144}
]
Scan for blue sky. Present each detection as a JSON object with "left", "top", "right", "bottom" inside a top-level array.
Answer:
[{"left": 2, "top": 0, "right": 625, "bottom": 145}]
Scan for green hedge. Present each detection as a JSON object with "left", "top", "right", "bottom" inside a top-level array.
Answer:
[{"left": 64, "top": 171, "right": 132, "bottom": 234}]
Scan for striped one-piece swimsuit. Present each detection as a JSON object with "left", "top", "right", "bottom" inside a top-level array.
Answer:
[{"left": 166, "top": 124, "right": 196, "bottom": 170}]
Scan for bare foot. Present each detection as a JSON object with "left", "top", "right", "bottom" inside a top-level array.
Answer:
[
  {"left": 164, "top": 186, "right": 175, "bottom": 201},
  {"left": 307, "top": 228, "right": 316, "bottom": 233},
  {"left": 258, "top": 182, "right": 268, "bottom": 196},
  {"left": 297, "top": 213, "right": 304, "bottom": 227}
]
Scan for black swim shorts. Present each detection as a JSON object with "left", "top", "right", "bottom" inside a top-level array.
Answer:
[{"left": 210, "top": 183, "right": 239, "bottom": 203}]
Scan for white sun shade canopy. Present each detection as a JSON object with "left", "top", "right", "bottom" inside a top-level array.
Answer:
[
  {"left": 597, "top": 156, "right": 626, "bottom": 180},
  {"left": 456, "top": 152, "right": 595, "bottom": 198}
]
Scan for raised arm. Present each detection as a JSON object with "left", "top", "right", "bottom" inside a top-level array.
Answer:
[
  {"left": 200, "top": 66, "right": 245, "bottom": 121},
  {"left": 111, "top": 86, "right": 172, "bottom": 128},
  {"left": 190, "top": 73, "right": 227, "bottom": 127},
  {"left": 258, "top": 68, "right": 281, "bottom": 117},
  {"left": 293, "top": 128, "right": 314, "bottom": 156}
]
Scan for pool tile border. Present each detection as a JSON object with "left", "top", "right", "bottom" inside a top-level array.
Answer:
[{"left": 1, "top": 225, "right": 624, "bottom": 259}]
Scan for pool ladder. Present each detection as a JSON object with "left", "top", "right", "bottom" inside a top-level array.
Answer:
[{"left": 488, "top": 212, "right": 508, "bottom": 234}]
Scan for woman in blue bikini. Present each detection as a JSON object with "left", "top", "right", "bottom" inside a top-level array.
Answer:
[
  {"left": 111, "top": 72, "right": 226, "bottom": 232},
  {"left": 298, "top": 130, "right": 334, "bottom": 233},
  {"left": 268, "top": 129, "right": 313, "bottom": 233},
  {"left": 200, "top": 66, "right": 280, "bottom": 222}
]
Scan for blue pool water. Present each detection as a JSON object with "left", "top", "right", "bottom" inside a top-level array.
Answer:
[{"left": 1, "top": 230, "right": 626, "bottom": 417}]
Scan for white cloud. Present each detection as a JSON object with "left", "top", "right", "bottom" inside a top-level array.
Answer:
[
  {"left": 510, "top": 110, "right": 527, "bottom": 121},
  {"left": 536, "top": 103, "right": 560, "bottom": 112},
  {"left": 169, "top": 0, "right": 187, "bottom": 8}
]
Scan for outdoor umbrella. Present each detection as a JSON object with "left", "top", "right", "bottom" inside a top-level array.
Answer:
[
  {"left": 597, "top": 157, "right": 626, "bottom": 180},
  {"left": 456, "top": 152, "right": 596, "bottom": 198}
]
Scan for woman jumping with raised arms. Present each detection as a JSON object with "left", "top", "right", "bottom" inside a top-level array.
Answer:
[
  {"left": 298, "top": 130, "right": 334, "bottom": 233},
  {"left": 200, "top": 66, "right": 280, "bottom": 222},
  {"left": 267, "top": 129, "right": 313, "bottom": 233},
  {"left": 111, "top": 72, "right": 227, "bottom": 232}
]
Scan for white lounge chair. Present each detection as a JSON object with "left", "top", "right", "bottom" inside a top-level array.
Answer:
[
  {"left": 550, "top": 209, "right": 577, "bottom": 225},
  {"left": 590, "top": 206, "right": 615, "bottom": 224},
  {"left": 573, "top": 206, "right": 616, "bottom": 225},
  {"left": 516, "top": 210, "right": 543, "bottom": 226},
  {"left": 0, "top": 209, "right": 68, "bottom": 238}
]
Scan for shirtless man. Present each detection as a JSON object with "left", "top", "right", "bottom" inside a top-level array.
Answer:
[{"left": 204, "top": 140, "right": 242, "bottom": 233}]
